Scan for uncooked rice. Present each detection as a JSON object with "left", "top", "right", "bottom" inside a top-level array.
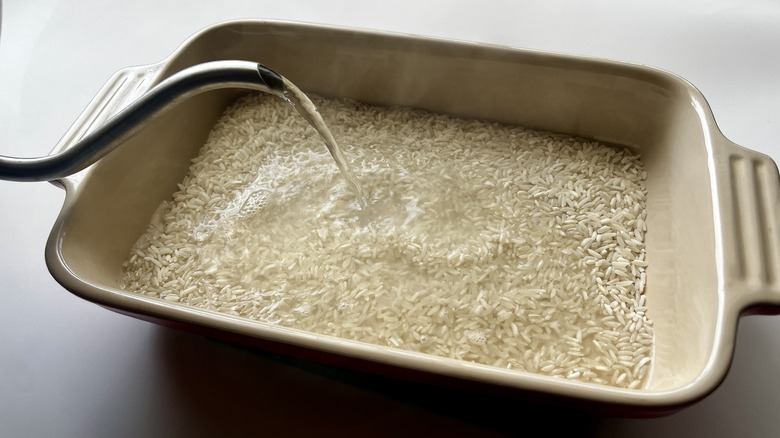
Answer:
[{"left": 121, "top": 93, "right": 654, "bottom": 389}]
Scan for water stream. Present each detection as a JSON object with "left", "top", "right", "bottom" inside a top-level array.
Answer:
[{"left": 281, "top": 77, "right": 367, "bottom": 207}]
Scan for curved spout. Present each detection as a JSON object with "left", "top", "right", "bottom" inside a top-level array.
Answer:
[{"left": 0, "top": 61, "right": 286, "bottom": 182}]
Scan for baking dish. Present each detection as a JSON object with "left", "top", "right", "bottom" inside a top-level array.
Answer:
[{"left": 40, "top": 20, "right": 780, "bottom": 414}]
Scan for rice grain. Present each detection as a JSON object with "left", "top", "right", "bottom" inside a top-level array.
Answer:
[{"left": 121, "top": 94, "right": 654, "bottom": 389}]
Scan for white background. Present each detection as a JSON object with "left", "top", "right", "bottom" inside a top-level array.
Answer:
[{"left": 1, "top": 1, "right": 779, "bottom": 436}]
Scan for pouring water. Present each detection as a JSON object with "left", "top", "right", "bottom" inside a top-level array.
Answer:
[{"left": 279, "top": 78, "right": 368, "bottom": 208}]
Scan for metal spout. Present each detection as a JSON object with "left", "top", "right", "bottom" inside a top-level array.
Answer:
[
  {"left": 0, "top": 60, "right": 287, "bottom": 182},
  {"left": 257, "top": 63, "right": 285, "bottom": 95}
]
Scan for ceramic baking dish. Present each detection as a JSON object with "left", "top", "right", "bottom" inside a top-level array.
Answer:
[{"left": 42, "top": 20, "right": 780, "bottom": 414}]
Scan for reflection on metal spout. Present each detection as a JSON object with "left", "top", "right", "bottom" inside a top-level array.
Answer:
[{"left": 0, "top": 60, "right": 286, "bottom": 182}]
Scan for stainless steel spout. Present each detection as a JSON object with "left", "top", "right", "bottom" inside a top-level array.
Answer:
[{"left": 0, "top": 61, "right": 286, "bottom": 182}]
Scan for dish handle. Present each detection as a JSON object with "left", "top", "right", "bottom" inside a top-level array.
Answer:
[
  {"left": 48, "top": 62, "right": 165, "bottom": 188},
  {"left": 719, "top": 139, "right": 780, "bottom": 314}
]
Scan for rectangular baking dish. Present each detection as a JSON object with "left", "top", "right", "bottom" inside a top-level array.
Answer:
[{"left": 44, "top": 20, "right": 780, "bottom": 414}]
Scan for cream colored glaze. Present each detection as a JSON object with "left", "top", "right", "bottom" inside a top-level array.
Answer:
[{"left": 43, "top": 20, "right": 780, "bottom": 410}]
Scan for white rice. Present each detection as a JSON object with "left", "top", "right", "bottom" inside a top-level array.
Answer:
[{"left": 121, "top": 93, "right": 654, "bottom": 389}]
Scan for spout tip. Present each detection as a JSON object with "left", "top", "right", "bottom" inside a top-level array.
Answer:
[{"left": 256, "top": 63, "right": 285, "bottom": 93}]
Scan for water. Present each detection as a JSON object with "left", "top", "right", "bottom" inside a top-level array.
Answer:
[
  {"left": 122, "top": 94, "right": 652, "bottom": 387},
  {"left": 281, "top": 77, "right": 367, "bottom": 207}
]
